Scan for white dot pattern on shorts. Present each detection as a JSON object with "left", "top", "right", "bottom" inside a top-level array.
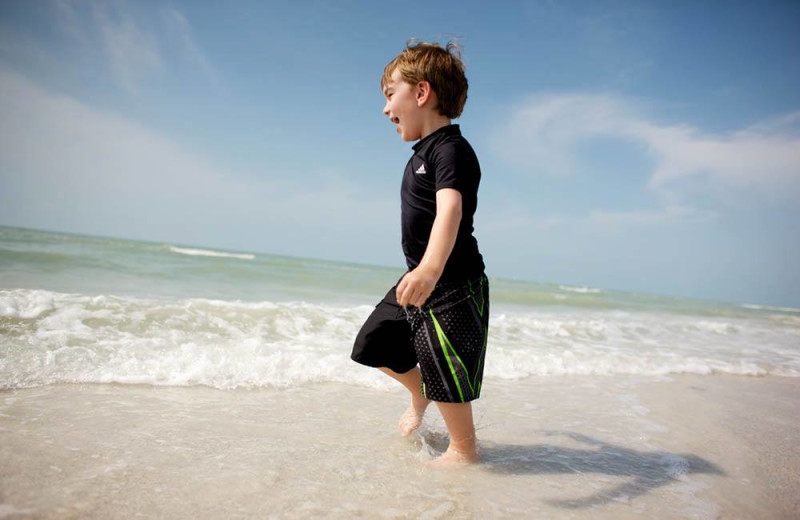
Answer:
[{"left": 409, "top": 276, "right": 489, "bottom": 403}]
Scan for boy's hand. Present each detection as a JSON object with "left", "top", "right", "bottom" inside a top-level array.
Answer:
[{"left": 396, "top": 267, "right": 439, "bottom": 308}]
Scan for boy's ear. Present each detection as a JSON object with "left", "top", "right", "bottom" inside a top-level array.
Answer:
[{"left": 415, "top": 81, "right": 433, "bottom": 107}]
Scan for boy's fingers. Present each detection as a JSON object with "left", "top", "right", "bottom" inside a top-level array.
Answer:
[
  {"left": 396, "top": 278, "right": 408, "bottom": 305},
  {"left": 404, "top": 287, "right": 418, "bottom": 307},
  {"left": 410, "top": 287, "right": 428, "bottom": 307},
  {"left": 398, "top": 285, "right": 413, "bottom": 307},
  {"left": 398, "top": 283, "right": 420, "bottom": 308},
  {"left": 397, "top": 273, "right": 435, "bottom": 308}
]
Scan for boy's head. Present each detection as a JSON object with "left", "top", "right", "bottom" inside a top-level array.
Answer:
[{"left": 381, "top": 41, "right": 469, "bottom": 133}]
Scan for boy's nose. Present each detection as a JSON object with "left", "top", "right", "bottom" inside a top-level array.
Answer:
[{"left": 383, "top": 101, "right": 390, "bottom": 116}]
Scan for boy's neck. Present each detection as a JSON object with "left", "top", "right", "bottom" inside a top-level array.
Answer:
[{"left": 419, "top": 113, "right": 453, "bottom": 141}]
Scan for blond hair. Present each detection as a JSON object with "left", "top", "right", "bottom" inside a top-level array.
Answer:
[{"left": 381, "top": 40, "right": 469, "bottom": 119}]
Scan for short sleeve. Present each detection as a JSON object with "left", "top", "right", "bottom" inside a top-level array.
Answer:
[{"left": 431, "top": 140, "right": 476, "bottom": 194}]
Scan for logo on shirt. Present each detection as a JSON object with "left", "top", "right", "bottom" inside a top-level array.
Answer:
[{"left": 415, "top": 164, "right": 427, "bottom": 175}]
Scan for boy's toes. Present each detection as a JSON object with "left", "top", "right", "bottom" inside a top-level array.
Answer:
[{"left": 398, "top": 405, "right": 423, "bottom": 436}]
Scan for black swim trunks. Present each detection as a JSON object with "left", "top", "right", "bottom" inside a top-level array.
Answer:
[{"left": 351, "top": 274, "right": 489, "bottom": 403}]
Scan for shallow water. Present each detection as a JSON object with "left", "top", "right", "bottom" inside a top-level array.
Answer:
[
  {"left": 0, "top": 376, "right": 746, "bottom": 520},
  {"left": 3, "top": 226, "right": 799, "bottom": 394}
]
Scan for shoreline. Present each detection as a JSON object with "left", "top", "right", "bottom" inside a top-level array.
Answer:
[{"left": 1, "top": 374, "right": 798, "bottom": 519}]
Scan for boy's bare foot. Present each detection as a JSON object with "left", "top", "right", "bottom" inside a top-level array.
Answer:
[
  {"left": 428, "top": 445, "right": 481, "bottom": 466},
  {"left": 399, "top": 396, "right": 430, "bottom": 436},
  {"left": 426, "top": 431, "right": 480, "bottom": 466}
]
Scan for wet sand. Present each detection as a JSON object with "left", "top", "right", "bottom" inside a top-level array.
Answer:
[
  {"left": 636, "top": 375, "right": 800, "bottom": 520},
  {"left": 1, "top": 375, "right": 798, "bottom": 519}
]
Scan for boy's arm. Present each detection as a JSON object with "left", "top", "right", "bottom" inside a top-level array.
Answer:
[{"left": 396, "top": 188, "right": 462, "bottom": 307}]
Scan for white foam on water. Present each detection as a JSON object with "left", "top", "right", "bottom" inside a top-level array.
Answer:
[
  {"left": 741, "top": 303, "right": 800, "bottom": 313},
  {"left": 0, "top": 289, "right": 56, "bottom": 319},
  {"left": 485, "top": 309, "right": 800, "bottom": 378},
  {"left": 1, "top": 289, "right": 799, "bottom": 390},
  {"left": 168, "top": 246, "right": 255, "bottom": 260},
  {"left": 0, "top": 289, "right": 390, "bottom": 391},
  {"left": 559, "top": 285, "right": 602, "bottom": 294}
]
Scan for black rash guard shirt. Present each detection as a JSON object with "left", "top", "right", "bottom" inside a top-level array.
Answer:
[{"left": 400, "top": 124, "right": 485, "bottom": 282}]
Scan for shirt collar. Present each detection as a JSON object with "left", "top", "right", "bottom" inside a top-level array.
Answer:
[{"left": 412, "top": 124, "right": 460, "bottom": 152}]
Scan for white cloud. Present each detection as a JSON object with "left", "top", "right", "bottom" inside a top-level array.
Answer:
[
  {"left": 161, "top": 8, "right": 218, "bottom": 85},
  {"left": 51, "top": 1, "right": 217, "bottom": 96},
  {"left": 644, "top": 112, "right": 800, "bottom": 195},
  {"left": 492, "top": 94, "right": 640, "bottom": 177},
  {"left": 91, "top": 2, "right": 163, "bottom": 96},
  {"left": 492, "top": 93, "right": 800, "bottom": 203}
]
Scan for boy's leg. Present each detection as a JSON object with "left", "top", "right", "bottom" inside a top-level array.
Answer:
[
  {"left": 352, "top": 280, "right": 425, "bottom": 436},
  {"left": 408, "top": 275, "right": 489, "bottom": 464},
  {"left": 379, "top": 366, "right": 478, "bottom": 463},
  {"left": 432, "top": 401, "right": 479, "bottom": 463},
  {"left": 379, "top": 366, "right": 431, "bottom": 436},
  {"left": 379, "top": 367, "right": 479, "bottom": 463}
]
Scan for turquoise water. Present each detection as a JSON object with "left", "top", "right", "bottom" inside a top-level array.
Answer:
[
  {"left": 1, "top": 225, "right": 787, "bottom": 316},
  {"left": 0, "top": 226, "right": 397, "bottom": 304},
  {"left": 1, "top": 225, "right": 799, "bottom": 390}
]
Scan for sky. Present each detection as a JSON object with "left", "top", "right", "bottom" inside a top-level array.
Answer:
[{"left": 1, "top": 0, "right": 799, "bottom": 307}]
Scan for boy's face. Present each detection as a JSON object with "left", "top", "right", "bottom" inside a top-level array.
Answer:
[{"left": 382, "top": 68, "right": 424, "bottom": 142}]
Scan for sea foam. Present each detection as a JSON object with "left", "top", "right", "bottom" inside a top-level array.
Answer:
[
  {"left": 1, "top": 289, "right": 798, "bottom": 390},
  {"left": 168, "top": 246, "right": 255, "bottom": 260}
]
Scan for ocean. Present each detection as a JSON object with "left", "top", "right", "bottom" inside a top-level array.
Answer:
[{"left": 2, "top": 225, "right": 799, "bottom": 519}]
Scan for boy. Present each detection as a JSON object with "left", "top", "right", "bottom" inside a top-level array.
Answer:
[{"left": 351, "top": 41, "right": 489, "bottom": 464}]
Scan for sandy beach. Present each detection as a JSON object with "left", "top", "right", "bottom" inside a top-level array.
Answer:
[
  {"left": 3, "top": 228, "right": 799, "bottom": 519},
  {"left": 1, "top": 374, "right": 798, "bottom": 519},
  {"left": 636, "top": 374, "right": 800, "bottom": 520}
]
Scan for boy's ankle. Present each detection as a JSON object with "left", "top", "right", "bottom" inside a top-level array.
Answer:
[
  {"left": 433, "top": 443, "right": 480, "bottom": 465},
  {"left": 449, "top": 435, "right": 477, "bottom": 456}
]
